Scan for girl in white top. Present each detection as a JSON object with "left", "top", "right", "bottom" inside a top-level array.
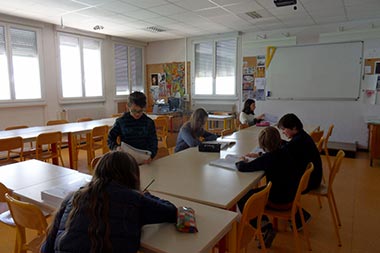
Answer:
[{"left": 239, "top": 99, "right": 265, "bottom": 126}]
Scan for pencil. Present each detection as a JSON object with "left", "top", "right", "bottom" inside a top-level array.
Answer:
[{"left": 143, "top": 179, "right": 155, "bottom": 192}]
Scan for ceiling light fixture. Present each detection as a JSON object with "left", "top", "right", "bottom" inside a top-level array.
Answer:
[
  {"left": 256, "top": 34, "right": 267, "bottom": 39},
  {"left": 60, "top": 16, "right": 64, "bottom": 28},
  {"left": 93, "top": 25, "right": 104, "bottom": 30},
  {"left": 245, "top": 11, "right": 262, "bottom": 19},
  {"left": 144, "top": 26, "right": 166, "bottom": 33}
]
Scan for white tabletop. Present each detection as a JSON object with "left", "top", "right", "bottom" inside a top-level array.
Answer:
[
  {"left": 140, "top": 147, "right": 263, "bottom": 209},
  {"left": 0, "top": 159, "right": 77, "bottom": 191},
  {"left": 141, "top": 192, "right": 238, "bottom": 253}
]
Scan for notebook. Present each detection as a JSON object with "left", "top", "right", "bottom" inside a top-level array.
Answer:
[
  {"left": 120, "top": 142, "right": 151, "bottom": 164},
  {"left": 209, "top": 154, "right": 254, "bottom": 170}
]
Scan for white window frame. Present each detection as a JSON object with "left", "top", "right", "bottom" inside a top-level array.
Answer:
[
  {"left": 191, "top": 36, "right": 238, "bottom": 100},
  {"left": 0, "top": 22, "right": 44, "bottom": 106},
  {"left": 113, "top": 42, "right": 145, "bottom": 97},
  {"left": 57, "top": 32, "right": 105, "bottom": 103}
]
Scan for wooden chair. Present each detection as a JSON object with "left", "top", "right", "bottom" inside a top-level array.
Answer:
[
  {"left": 5, "top": 125, "right": 34, "bottom": 160},
  {"left": 78, "top": 125, "right": 109, "bottom": 166},
  {"left": 237, "top": 182, "right": 272, "bottom": 253},
  {"left": 308, "top": 150, "right": 345, "bottom": 247},
  {"left": 166, "top": 133, "right": 177, "bottom": 155},
  {"left": 46, "top": 119, "right": 69, "bottom": 147},
  {"left": 5, "top": 193, "right": 48, "bottom": 253},
  {"left": 235, "top": 118, "right": 248, "bottom": 130},
  {"left": 77, "top": 117, "right": 93, "bottom": 122},
  {"left": 46, "top": 119, "right": 69, "bottom": 126},
  {"left": 0, "top": 136, "right": 24, "bottom": 165},
  {"left": 0, "top": 182, "right": 15, "bottom": 226},
  {"left": 221, "top": 128, "right": 234, "bottom": 137},
  {"left": 90, "top": 155, "right": 103, "bottom": 175},
  {"left": 33, "top": 131, "right": 64, "bottom": 166},
  {"left": 154, "top": 116, "right": 169, "bottom": 148},
  {"left": 265, "top": 163, "right": 314, "bottom": 253},
  {"left": 323, "top": 124, "right": 335, "bottom": 171},
  {"left": 111, "top": 113, "right": 123, "bottom": 118},
  {"left": 310, "top": 128, "right": 324, "bottom": 144}
]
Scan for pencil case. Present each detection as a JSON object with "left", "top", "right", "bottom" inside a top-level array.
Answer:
[{"left": 176, "top": 206, "right": 198, "bottom": 233}]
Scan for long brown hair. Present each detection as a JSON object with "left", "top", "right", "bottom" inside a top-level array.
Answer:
[
  {"left": 65, "top": 151, "right": 140, "bottom": 253},
  {"left": 188, "top": 108, "right": 208, "bottom": 137}
]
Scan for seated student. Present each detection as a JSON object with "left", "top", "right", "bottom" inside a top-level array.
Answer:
[
  {"left": 277, "top": 113, "right": 322, "bottom": 192},
  {"left": 41, "top": 151, "right": 177, "bottom": 253},
  {"left": 175, "top": 108, "right": 217, "bottom": 152},
  {"left": 239, "top": 99, "right": 265, "bottom": 126},
  {"left": 277, "top": 113, "right": 323, "bottom": 230},
  {"left": 108, "top": 91, "right": 158, "bottom": 164},
  {"left": 236, "top": 126, "right": 304, "bottom": 248}
]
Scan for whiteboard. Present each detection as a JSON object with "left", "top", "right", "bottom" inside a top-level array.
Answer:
[{"left": 266, "top": 41, "right": 363, "bottom": 100}]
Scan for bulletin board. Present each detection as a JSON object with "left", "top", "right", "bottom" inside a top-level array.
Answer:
[
  {"left": 242, "top": 56, "right": 266, "bottom": 101},
  {"left": 364, "top": 58, "right": 380, "bottom": 75},
  {"left": 146, "top": 62, "right": 191, "bottom": 111}
]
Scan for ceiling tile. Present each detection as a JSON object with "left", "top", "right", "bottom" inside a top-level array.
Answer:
[
  {"left": 195, "top": 7, "right": 230, "bottom": 18},
  {"left": 149, "top": 3, "right": 188, "bottom": 16},
  {"left": 223, "top": 1, "right": 263, "bottom": 14},
  {"left": 174, "top": 0, "right": 217, "bottom": 11},
  {"left": 119, "top": 0, "right": 167, "bottom": 9}
]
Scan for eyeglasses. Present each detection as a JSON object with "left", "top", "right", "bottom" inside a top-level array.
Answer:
[{"left": 130, "top": 109, "right": 144, "bottom": 114}]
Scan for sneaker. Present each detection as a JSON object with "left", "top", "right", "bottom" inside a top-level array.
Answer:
[
  {"left": 291, "top": 208, "right": 312, "bottom": 231},
  {"left": 258, "top": 223, "right": 277, "bottom": 249}
]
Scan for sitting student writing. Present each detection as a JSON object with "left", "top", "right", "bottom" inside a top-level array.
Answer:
[
  {"left": 236, "top": 126, "right": 304, "bottom": 248},
  {"left": 239, "top": 99, "right": 265, "bottom": 126},
  {"left": 41, "top": 151, "right": 177, "bottom": 253},
  {"left": 175, "top": 108, "right": 217, "bottom": 152},
  {"left": 108, "top": 91, "right": 158, "bottom": 164}
]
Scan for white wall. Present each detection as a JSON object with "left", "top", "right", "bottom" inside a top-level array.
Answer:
[
  {"left": 0, "top": 14, "right": 145, "bottom": 129},
  {"left": 146, "top": 38, "right": 186, "bottom": 64}
]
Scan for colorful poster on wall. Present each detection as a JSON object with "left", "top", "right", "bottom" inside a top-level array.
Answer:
[{"left": 163, "top": 62, "right": 186, "bottom": 97}]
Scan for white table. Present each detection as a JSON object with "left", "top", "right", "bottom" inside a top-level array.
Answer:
[
  {"left": 2, "top": 160, "right": 238, "bottom": 253},
  {"left": 140, "top": 147, "right": 264, "bottom": 210}
]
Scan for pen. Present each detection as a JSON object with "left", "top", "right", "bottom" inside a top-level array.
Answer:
[{"left": 143, "top": 179, "right": 155, "bottom": 192}]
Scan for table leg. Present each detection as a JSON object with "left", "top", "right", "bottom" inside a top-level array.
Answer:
[{"left": 68, "top": 132, "right": 78, "bottom": 170}]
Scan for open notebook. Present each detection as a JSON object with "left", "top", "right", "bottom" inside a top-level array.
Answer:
[
  {"left": 120, "top": 142, "right": 151, "bottom": 164},
  {"left": 209, "top": 154, "right": 255, "bottom": 170}
]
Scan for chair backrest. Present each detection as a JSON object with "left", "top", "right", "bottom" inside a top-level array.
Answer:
[
  {"left": 46, "top": 119, "right": 69, "bottom": 126},
  {"left": 77, "top": 117, "right": 93, "bottom": 122},
  {"left": 292, "top": 163, "right": 314, "bottom": 214},
  {"left": 111, "top": 113, "right": 123, "bottom": 118},
  {"left": 0, "top": 182, "right": 10, "bottom": 203},
  {"left": 310, "top": 129, "right": 324, "bottom": 143},
  {"left": 0, "top": 136, "right": 24, "bottom": 163},
  {"left": 237, "top": 182, "right": 272, "bottom": 251},
  {"left": 316, "top": 136, "right": 324, "bottom": 153},
  {"left": 90, "top": 155, "right": 103, "bottom": 174},
  {"left": 323, "top": 124, "right": 335, "bottom": 169},
  {"left": 221, "top": 128, "right": 234, "bottom": 137},
  {"left": 155, "top": 116, "right": 169, "bottom": 137},
  {"left": 328, "top": 150, "right": 345, "bottom": 191},
  {"left": 90, "top": 125, "right": 109, "bottom": 153},
  {"left": 5, "top": 193, "right": 48, "bottom": 251},
  {"left": 35, "top": 131, "right": 62, "bottom": 161},
  {"left": 4, "top": 125, "right": 28, "bottom": 131}
]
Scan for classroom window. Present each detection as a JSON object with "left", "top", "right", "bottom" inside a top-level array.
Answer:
[
  {"left": 0, "top": 25, "right": 42, "bottom": 101},
  {"left": 58, "top": 33, "right": 103, "bottom": 98},
  {"left": 194, "top": 38, "right": 236, "bottom": 97},
  {"left": 114, "top": 43, "right": 143, "bottom": 96}
]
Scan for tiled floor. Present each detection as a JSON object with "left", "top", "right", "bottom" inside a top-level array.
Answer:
[{"left": 1, "top": 151, "right": 380, "bottom": 253}]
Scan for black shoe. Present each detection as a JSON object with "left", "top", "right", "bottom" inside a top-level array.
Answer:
[
  {"left": 257, "top": 223, "right": 277, "bottom": 249},
  {"left": 292, "top": 209, "right": 312, "bottom": 231}
]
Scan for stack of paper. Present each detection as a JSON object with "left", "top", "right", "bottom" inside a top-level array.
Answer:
[
  {"left": 209, "top": 154, "right": 254, "bottom": 170},
  {"left": 41, "top": 178, "right": 88, "bottom": 207}
]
